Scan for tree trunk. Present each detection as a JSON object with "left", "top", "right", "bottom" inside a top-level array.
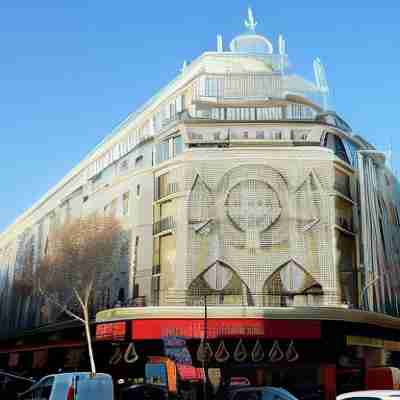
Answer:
[{"left": 83, "top": 309, "right": 96, "bottom": 375}]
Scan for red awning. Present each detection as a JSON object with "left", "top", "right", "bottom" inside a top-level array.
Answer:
[{"left": 176, "top": 364, "right": 204, "bottom": 381}]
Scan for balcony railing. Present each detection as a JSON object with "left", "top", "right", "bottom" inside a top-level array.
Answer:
[{"left": 193, "top": 73, "right": 284, "bottom": 102}]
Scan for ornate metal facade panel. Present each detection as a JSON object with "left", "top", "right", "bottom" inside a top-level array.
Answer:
[{"left": 185, "top": 155, "right": 335, "bottom": 305}]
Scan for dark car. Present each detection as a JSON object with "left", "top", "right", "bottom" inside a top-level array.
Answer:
[
  {"left": 218, "top": 386, "right": 299, "bottom": 400},
  {"left": 119, "top": 383, "right": 169, "bottom": 400}
]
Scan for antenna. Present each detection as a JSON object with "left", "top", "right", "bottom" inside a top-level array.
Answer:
[
  {"left": 313, "top": 58, "right": 330, "bottom": 110},
  {"left": 217, "top": 34, "right": 223, "bottom": 52},
  {"left": 244, "top": 7, "right": 258, "bottom": 32}
]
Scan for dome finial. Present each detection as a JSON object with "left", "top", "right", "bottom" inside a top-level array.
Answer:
[{"left": 244, "top": 7, "right": 258, "bottom": 32}]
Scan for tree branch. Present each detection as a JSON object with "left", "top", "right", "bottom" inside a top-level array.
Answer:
[{"left": 39, "top": 286, "right": 85, "bottom": 324}]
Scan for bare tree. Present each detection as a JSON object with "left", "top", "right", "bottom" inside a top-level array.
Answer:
[{"left": 33, "top": 214, "right": 122, "bottom": 374}]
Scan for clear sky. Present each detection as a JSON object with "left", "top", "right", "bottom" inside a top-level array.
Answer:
[{"left": 0, "top": 1, "right": 399, "bottom": 233}]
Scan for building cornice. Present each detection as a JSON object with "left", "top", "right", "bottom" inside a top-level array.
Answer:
[{"left": 96, "top": 306, "right": 400, "bottom": 331}]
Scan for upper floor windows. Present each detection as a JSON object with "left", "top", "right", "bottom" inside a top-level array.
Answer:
[
  {"left": 155, "top": 135, "right": 183, "bottom": 165},
  {"left": 197, "top": 103, "right": 316, "bottom": 122}
]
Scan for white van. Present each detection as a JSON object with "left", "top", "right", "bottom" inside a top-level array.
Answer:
[{"left": 18, "top": 372, "right": 113, "bottom": 400}]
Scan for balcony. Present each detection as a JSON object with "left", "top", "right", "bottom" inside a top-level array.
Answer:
[{"left": 153, "top": 216, "right": 176, "bottom": 235}]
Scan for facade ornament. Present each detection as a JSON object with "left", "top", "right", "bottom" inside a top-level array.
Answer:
[
  {"left": 269, "top": 340, "right": 284, "bottom": 362},
  {"left": 251, "top": 339, "right": 265, "bottom": 362},
  {"left": 285, "top": 340, "right": 299, "bottom": 362},
  {"left": 233, "top": 338, "right": 248, "bottom": 362},
  {"left": 109, "top": 345, "right": 123, "bottom": 365},
  {"left": 197, "top": 338, "right": 213, "bottom": 362},
  {"left": 124, "top": 342, "right": 139, "bottom": 363},
  {"left": 215, "top": 340, "right": 230, "bottom": 362},
  {"left": 244, "top": 7, "right": 258, "bottom": 32}
]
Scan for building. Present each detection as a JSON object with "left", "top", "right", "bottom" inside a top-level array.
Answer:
[{"left": 1, "top": 8, "right": 400, "bottom": 398}]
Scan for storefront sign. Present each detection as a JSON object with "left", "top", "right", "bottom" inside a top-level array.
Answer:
[
  {"left": 162, "top": 336, "right": 192, "bottom": 364},
  {"left": 346, "top": 335, "right": 384, "bottom": 348},
  {"left": 132, "top": 319, "right": 320, "bottom": 340},
  {"left": 96, "top": 321, "right": 126, "bottom": 341},
  {"left": 384, "top": 340, "right": 400, "bottom": 352}
]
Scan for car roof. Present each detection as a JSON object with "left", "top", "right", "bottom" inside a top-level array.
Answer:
[
  {"left": 338, "top": 391, "right": 400, "bottom": 399},
  {"left": 228, "top": 386, "right": 298, "bottom": 399}
]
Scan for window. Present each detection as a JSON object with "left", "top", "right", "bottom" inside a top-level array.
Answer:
[
  {"left": 120, "top": 159, "right": 129, "bottom": 173},
  {"left": 337, "top": 231, "right": 357, "bottom": 306},
  {"left": 122, "top": 192, "right": 130, "bottom": 216},
  {"left": 156, "top": 140, "right": 170, "bottom": 164},
  {"left": 256, "top": 131, "right": 264, "bottom": 139},
  {"left": 135, "top": 155, "right": 144, "bottom": 167},
  {"left": 151, "top": 275, "right": 160, "bottom": 306},
  {"left": 155, "top": 173, "right": 168, "bottom": 201},
  {"left": 21, "top": 377, "right": 54, "bottom": 400},
  {"left": 110, "top": 199, "right": 117, "bottom": 216},
  {"left": 324, "top": 133, "right": 350, "bottom": 164},
  {"left": 173, "top": 135, "right": 183, "bottom": 156},
  {"left": 136, "top": 184, "right": 141, "bottom": 197}
]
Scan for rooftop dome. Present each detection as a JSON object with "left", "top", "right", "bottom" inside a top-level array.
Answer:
[{"left": 230, "top": 7, "right": 273, "bottom": 54}]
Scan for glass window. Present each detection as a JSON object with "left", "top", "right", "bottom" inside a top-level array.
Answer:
[
  {"left": 122, "top": 192, "right": 130, "bottom": 216},
  {"left": 173, "top": 135, "right": 183, "bottom": 156},
  {"left": 151, "top": 275, "right": 160, "bottom": 306},
  {"left": 156, "top": 173, "right": 168, "bottom": 200},
  {"left": 136, "top": 184, "right": 141, "bottom": 198},
  {"left": 135, "top": 155, "right": 144, "bottom": 168},
  {"left": 156, "top": 141, "right": 170, "bottom": 164},
  {"left": 324, "top": 133, "right": 351, "bottom": 164},
  {"left": 256, "top": 131, "right": 264, "bottom": 139}
]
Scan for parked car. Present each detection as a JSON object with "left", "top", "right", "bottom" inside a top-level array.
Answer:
[
  {"left": 118, "top": 383, "right": 169, "bottom": 400},
  {"left": 0, "top": 371, "right": 36, "bottom": 400},
  {"left": 337, "top": 391, "right": 400, "bottom": 400},
  {"left": 217, "top": 385, "right": 299, "bottom": 400},
  {"left": 18, "top": 372, "right": 113, "bottom": 400}
]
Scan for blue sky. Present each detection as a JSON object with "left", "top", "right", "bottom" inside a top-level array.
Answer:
[{"left": 0, "top": 1, "right": 399, "bottom": 233}]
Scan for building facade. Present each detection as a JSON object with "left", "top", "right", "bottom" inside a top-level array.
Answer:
[{"left": 1, "top": 8, "right": 400, "bottom": 397}]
